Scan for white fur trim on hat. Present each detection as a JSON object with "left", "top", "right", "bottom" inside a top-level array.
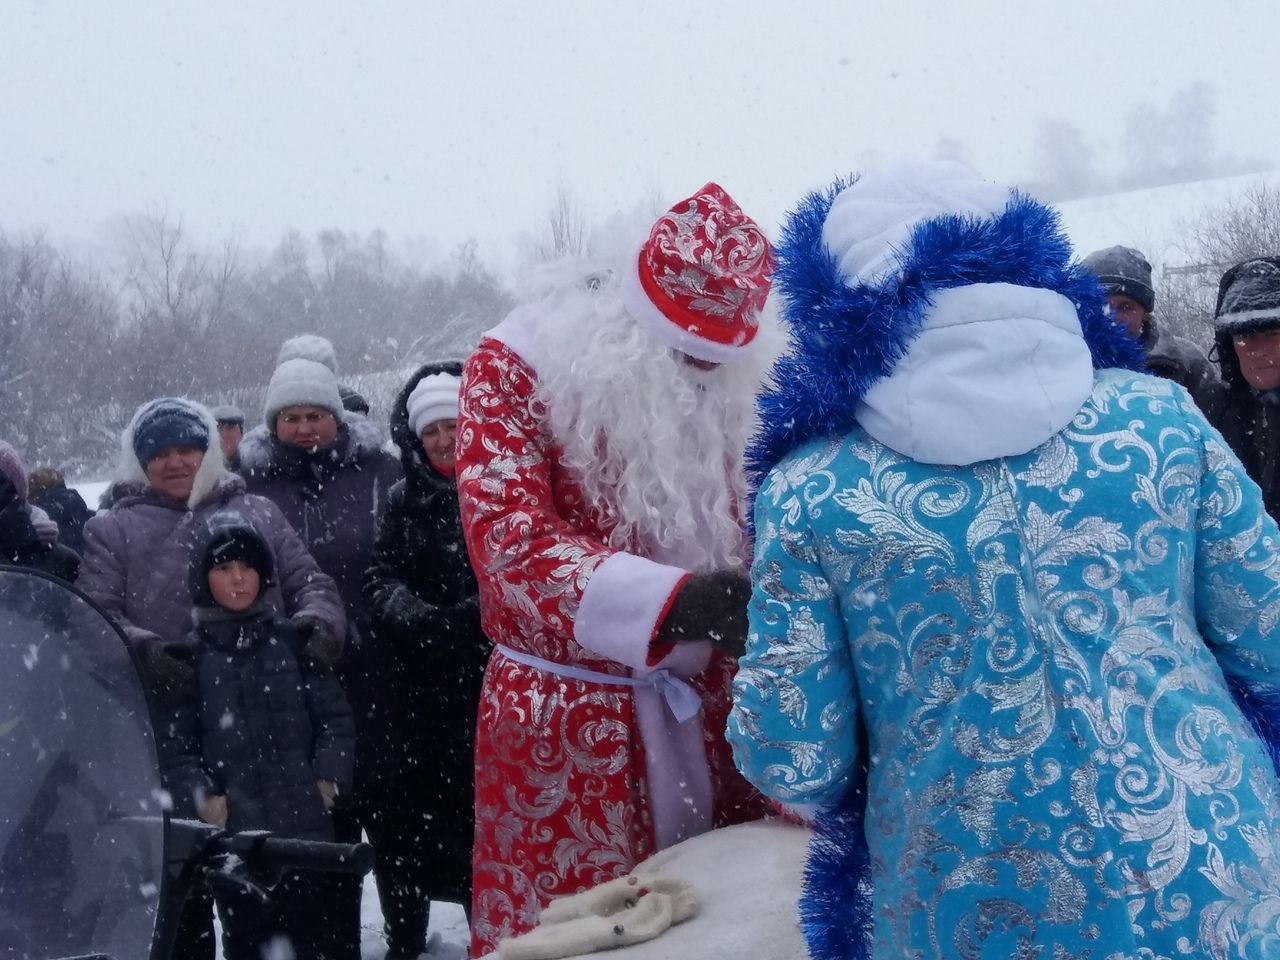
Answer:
[
  {"left": 276, "top": 334, "right": 338, "bottom": 373},
  {"left": 263, "top": 358, "right": 343, "bottom": 427},
  {"left": 822, "top": 160, "right": 1011, "bottom": 287},
  {"left": 619, "top": 253, "right": 753, "bottom": 365},
  {"left": 407, "top": 372, "right": 462, "bottom": 437},
  {"left": 1216, "top": 306, "right": 1280, "bottom": 331}
]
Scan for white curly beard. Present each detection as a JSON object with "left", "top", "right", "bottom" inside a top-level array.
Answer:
[{"left": 523, "top": 271, "right": 779, "bottom": 573}]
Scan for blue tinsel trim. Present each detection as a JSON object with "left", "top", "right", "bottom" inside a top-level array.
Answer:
[
  {"left": 1227, "top": 673, "right": 1280, "bottom": 776},
  {"left": 748, "top": 179, "right": 1147, "bottom": 494},
  {"left": 799, "top": 756, "right": 874, "bottom": 960}
]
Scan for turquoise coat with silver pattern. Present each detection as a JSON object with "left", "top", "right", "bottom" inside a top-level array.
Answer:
[{"left": 730, "top": 371, "right": 1280, "bottom": 959}]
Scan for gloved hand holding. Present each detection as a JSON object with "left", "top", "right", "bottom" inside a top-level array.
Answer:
[
  {"left": 135, "top": 634, "right": 197, "bottom": 706},
  {"left": 292, "top": 614, "right": 344, "bottom": 666},
  {"left": 655, "top": 570, "right": 753, "bottom": 658}
]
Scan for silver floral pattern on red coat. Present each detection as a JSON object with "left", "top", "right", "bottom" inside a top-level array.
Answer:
[{"left": 456, "top": 337, "right": 765, "bottom": 957}]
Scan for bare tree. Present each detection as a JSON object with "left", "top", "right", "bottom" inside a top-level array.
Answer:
[
  {"left": 1120, "top": 83, "right": 1227, "bottom": 190},
  {"left": 1, "top": 213, "right": 513, "bottom": 477},
  {"left": 1159, "top": 182, "right": 1280, "bottom": 347},
  {"left": 1026, "top": 119, "right": 1100, "bottom": 201},
  {"left": 0, "top": 231, "right": 121, "bottom": 472},
  {"left": 522, "top": 180, "right": 588, "bottom": 263}
]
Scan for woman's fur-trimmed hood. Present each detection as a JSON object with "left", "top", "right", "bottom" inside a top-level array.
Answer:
[
  {"left": 748, "top": 175, "right": 1146, "bottom": 488},
  {"left": 115, "top": 398, "right": 228, "bottom": 509},
  {"left": 389, "top": 360, "right": 465, "bottom": 489},
  {"left": 236, "top": 411, "right": 387, "bottom": 476}
]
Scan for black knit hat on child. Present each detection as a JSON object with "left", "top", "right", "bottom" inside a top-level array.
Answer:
[{"left": 189, "top": 513, "right": 275, "bottom": 607}]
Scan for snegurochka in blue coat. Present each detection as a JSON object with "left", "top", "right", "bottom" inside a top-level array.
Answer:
[{"left": 728, "top": 161, "right": 1280, "bottom": 960}]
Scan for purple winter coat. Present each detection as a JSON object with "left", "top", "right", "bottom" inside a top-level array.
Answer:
[{"left": 80, "top": 472, "right": 346, "bottom": 649}]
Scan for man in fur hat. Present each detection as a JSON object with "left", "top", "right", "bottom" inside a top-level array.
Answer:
[
  {"left": 1195, "top": 257, "right": 1280, "bottom": 520},
  {"left": 456, "top": 184, "right": 774, "bottom": 955}
]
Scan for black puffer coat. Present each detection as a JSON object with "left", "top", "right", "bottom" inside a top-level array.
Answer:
[
  {"left": 1143, "top": 314, "right": 1216, "bottom": 395},
  {"left": 363, "top": 362, "right": 489, "bottom": 894},
  {"left": 159, "top": 525, "right": 355, "bottom": 840}
]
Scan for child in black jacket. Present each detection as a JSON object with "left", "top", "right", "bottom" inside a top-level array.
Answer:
[{"left": 160, "top": 512, "right": 355, "bottom": 960}]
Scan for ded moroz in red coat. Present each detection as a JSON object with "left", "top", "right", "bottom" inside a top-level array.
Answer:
[{"left": 457, "top": 316, "right": 770, "bottom": 954}]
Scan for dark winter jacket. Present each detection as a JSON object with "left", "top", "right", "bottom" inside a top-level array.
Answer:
[
  {"left": 238, "top": 415, "right": 402, "bottom": 787},
  {"left": 159, "top": 604, "right": 355, "bottom": 840},
  {"left": 31, "top": 484, "right": 94, "bottom": 555},
  {"left": 364, "top": 362, "right": 488, "bottom": 791},
  {"left": 0, "top": 474, "right": 80, "bottom": 583},
  {"left": 362, "top": 361, "right": 486, "bottom": 899},
  {"left": 1143, "top": 314, "right": 1216, "bottom": 395},
  {"left": 1193, "top": 256, "right": 1280, "bottom": 521},
  {"left": 79, "top": 473, "right": 346, "bottom": 650}
]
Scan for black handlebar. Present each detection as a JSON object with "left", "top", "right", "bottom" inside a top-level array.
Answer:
[
  {"left": 151, "top": 820, "right": 375, "bottom": 960},
  {"left": 206, "top": 830, "right": 375, "bottom": 876}
]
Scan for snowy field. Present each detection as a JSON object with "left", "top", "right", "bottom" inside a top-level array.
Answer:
[
  {"left": 71, "top": 479, "right": 110, "bottom": 510},
  {"left": 204, "top": 867, "right": 469, "bottom": 960},
  {"left": 1056, "top": 169, "right": 1280, "bottom": 272},
  {"left": 357, "top": 883, "right": 468, "bottom": 960}
]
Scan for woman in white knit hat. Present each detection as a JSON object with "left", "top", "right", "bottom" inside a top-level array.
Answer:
[
  {"left": 238, "top": 354, "right": 403, "bottom": 958},
  {"left": 363, "top": 360, "right": 489, "bottom": 957}
]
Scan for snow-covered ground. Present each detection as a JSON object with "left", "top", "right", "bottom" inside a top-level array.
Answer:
[
  {"left": 70, "top": 478, "right": 110, "bottom": 510},
  {"left": 358, "top": 881, "right": 468, "bottom": 960},
  {"left": 206, "top": 876, "right": 468, "bottom": 960}
]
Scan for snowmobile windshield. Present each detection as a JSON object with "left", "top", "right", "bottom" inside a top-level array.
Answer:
[{"left": 0, "top": 566, "right": 164, "bottom": 960}]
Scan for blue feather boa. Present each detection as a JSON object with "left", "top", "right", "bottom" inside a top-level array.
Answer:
[
  {"left": 750, "top": 178, "right": 1151, "bottom": 960},
  {"left": 799, "top": 748, "right": 874, "bottom": 960}
]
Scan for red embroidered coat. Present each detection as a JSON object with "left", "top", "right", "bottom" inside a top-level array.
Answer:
[{"left": 456, "top": 317, "right": 766, "bottom": 955}]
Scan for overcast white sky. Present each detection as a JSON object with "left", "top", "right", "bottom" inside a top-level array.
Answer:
[{"left": 3, "top": 1, "right": 1278, "bottom": 270}]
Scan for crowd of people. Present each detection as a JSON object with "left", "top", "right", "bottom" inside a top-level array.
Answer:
[{"left": 4, "top": 161, "right": 1280, "bottom": 959}]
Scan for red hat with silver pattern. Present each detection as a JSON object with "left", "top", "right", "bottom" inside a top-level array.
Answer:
[{"left": 620, "top": 182, "right": 772, "bottom": 364}]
